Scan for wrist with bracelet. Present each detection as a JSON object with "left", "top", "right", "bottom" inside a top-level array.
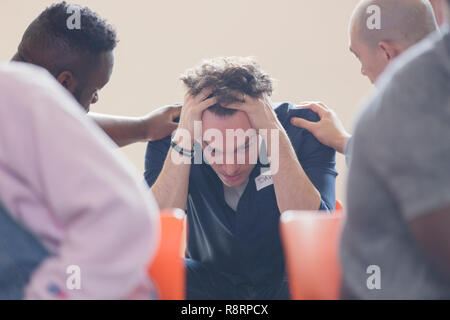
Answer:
[{"left": 170, "top": 139, "right": 195, "bottom": 158}]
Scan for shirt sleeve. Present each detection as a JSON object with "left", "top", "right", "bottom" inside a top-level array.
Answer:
[
  {"left": 296, "top": 132, "right": 338, "bottom": 211},
  {"left": 367, "top": 73, "right": 450, "bottom": 221},
  {"left": 144, "top": 137, "right": 171, "bottom": 188},
  {"left": 0, "top": 63, "right": 160, "bottom": 299},
  {"left": 344, "top": 136, "right": 353, "bottom": 168},
  {"left": 285, "top": 108, "right": 338, "bottom": 211}
]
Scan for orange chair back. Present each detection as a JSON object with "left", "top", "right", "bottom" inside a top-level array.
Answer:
[
  {"left": 335, "top": 199, "right": 344, "bottom": 212},
  {"left": 148, "top": 209, "right": 186, "bottom": 300},
  {"left": 180, "top": 217, "right": 187, "bottom": 258},
  {"left": 280, "top": 209, "right": 344, "bottom": 300}
]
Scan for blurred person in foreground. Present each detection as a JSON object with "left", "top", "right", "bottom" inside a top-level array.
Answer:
[
  {"left": 0, "top": 62, "right": 159, "bottom": 299},
  {"left": 340, "top": 0, "right": 450, "bottom": 299}
]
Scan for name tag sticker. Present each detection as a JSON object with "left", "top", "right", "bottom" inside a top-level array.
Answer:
[{"left": 255, "top": 169, "right": 274, "bottom": 191}]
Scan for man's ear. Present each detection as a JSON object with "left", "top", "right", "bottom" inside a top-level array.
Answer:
[
  {"left": 378, "top": 41, "right": 401, "bottom": 62},
  {"left": 56, "top": 71, "right": 78, "bottom": 94}
]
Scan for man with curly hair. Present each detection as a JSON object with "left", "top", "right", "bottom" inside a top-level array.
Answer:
[{"left": 144, "top": 57, "right": 337, "bottom": 299}]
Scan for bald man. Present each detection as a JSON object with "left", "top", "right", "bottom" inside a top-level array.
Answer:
[
  {"left": 291, "top": 0, "right": 440, "bottom": 155},
  {"left": 340, "top": 0, "right": 450, "bottom": 299}
]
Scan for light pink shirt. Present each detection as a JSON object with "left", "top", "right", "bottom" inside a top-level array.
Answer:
[{"left": 0, "top": 62, "right": 160, "bottom": 299}]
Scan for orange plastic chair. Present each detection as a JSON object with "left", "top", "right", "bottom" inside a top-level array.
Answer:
[
  {"left": 335, "top": 199, "right": 344, "bottom": 212},
  {"left": 180, "top": 216, "right": 188, "bottom": 258},
  {"left": 280, "top": 207, "right": 344, "bottom": 300},
  {"left": 148, "top": 208, "right": 186, "bottom": 300}
]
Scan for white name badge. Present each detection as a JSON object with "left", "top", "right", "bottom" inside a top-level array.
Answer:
[{"left": 255, "top": 169, "right": 274, "bottom": 191}]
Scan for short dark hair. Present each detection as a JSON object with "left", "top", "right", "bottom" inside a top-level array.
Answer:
[
  {"left": 18, "top": 1, "right": 117, "bottom": 78},
  {"left": 181, "top": 57, "right": 274, "bottom": 117}
]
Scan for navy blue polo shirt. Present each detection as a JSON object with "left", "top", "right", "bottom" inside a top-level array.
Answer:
[{"left": 144, "top": 102, "right": 337, "bottom": 287}]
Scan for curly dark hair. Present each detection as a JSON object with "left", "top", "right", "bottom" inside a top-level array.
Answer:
[
  {"left": 181, "top": 57, "right": 274, "bottom": 116},
  {"left": 18, "top": 1, "right": 117, "bottom": 78},
  {"left": 34, "top": 1, "right": 117, "bottom": 53}
]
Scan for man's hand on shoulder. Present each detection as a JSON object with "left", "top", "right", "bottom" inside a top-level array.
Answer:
[
  {"left": 290, "top": 102, "right": 351, "bottom": 154},
  {"left": 143, "top": 104, "right": 182, "bottom": 141}
]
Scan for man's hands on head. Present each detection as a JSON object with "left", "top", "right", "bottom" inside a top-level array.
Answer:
[
  {"left": 149, "top": 88, "right": 216, "bottom": 211},
  {"left": 290, "top": 102, "right": 351, "bottom": 154},
  {"left": 225, "top": 94, "right": 283, "bottom": 131},
  {"left": 174, "top": 88, "right": 217, "bottom": 148},
  {"left": 224, "top": 94, "right": 322, "bottom": 212}
]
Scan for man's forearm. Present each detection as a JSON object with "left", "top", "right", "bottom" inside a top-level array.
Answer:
[
  {"left": 335, "top": 134, "right": 352, "bottom": 155},
  {"left": 150, "top": 149, "right": 191, "bottom": 211},
  {"left": 150, "top": 129, "right": 194, "bottom": 210},
  {"left": 267, "top": 127, "right": 322, "bottom": 213},
  {"left": 150, "top": 89, "right": 216, "bottom": 211},
  {"left": 88, "top": 113, "right": 146, "bottom": 147}
]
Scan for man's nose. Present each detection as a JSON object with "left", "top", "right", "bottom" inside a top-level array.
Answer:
[
  {"left": 361, "top": 67, "right": 367, "bottom": 77},
  {"left": 222, "top": 164, "right": 240, "bottom": 176},
  {"left": 91, "top": 92, "right": 99, "bottom": 104}
]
